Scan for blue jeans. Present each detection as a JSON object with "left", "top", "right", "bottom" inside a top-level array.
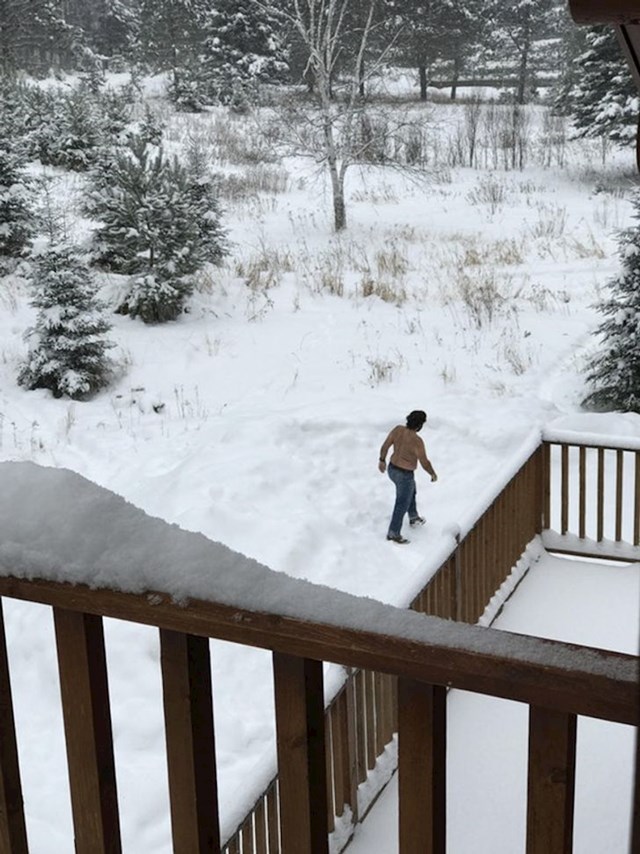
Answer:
[{"left": 387, "top": 463, "right": 418, "bottom": 537}]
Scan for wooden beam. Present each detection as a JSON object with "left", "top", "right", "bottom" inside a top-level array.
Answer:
[
  {"left": 0, "top": 576, "right": 636, "bottom": 726},
  {"left": 526, "top": 707, "right": 576, "bottom": 854},
  {"left": 160, "top": 630, "right": 220, "bottom": 853},
  {"left": 0, "top": 600, "right": 28, "bottom": 854},
  {"left": 53, "top": 609, "right": 121, "bottom": 854},
  {"left": 272, "top": 654, "right": 328, "bottom": 854},
  {"left": 398, "top": 680, "right": 446, "bottom": 854},
  {"left": 569, "top": 0, "right": 640, "bottom": 25}
]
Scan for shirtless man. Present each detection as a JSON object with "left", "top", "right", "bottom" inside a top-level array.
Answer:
[{"left": 378, "top": 410, "right": 438, "bottom": 544}]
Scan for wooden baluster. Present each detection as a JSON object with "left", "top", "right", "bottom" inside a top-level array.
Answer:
[
  {"left": 342, "top": 679, "right": 359, "bottom": 822},
  {"left": 542, "top": 443, "right": 551, "bottom": 532},
  {"left": 615, "top": 449, "right": 624, "bottom": 542},
  {"left": 364, "top": 671, "right": 376, "bottom": 772},
  {"left": 159, "top": 630, "right": 220, "bottom": 854},
  {"left": 397, "top": 680, "right": 446, "bottom": 854},
  {"left": 241, "top": 817, "right": 254, "bottom": 853},
  {"left": 266, "top": 783, "right": 280, "bottom": 854},
  {"left": 330, "top": 699, "right": 344, "bottom": 818},
  {"left": 597, "top": 447, "right": 605, "bottom": 542},
  {"left": 454, "top": 536, "right": 462, "bottom": 622},
  {"left": 325, "top": 707, "right": 335, "bottom": 833},
  {"left": 374, "top": 672, "right": 385, "bottom": 757},
  {"left": 53, "top": 608, "right": 121, "bottom": 854},
  {"left": 0, "top": 600, "right": 28, "bottom": 854},
  {"left": 578, "top": 446, "right": 586, "bottom": 540},
  {"left": 226, "top": 835, "right": 239, "bottom": 854},
  {"left": 272, "top": 654, "right": 328, "bottom": 854},
  {"left": 336, "top": 689, "right": 352, "bottom": 815},
  {"left": 254, "top": 797, "right": 268, "bottom": 854},
  {"left": 526, "top": 706, "right": 576, "bottom": 854},
  {"left": 354, "top": 671, "right": 367, "bottom": 785},
  {"left": 560, "top": 445, "right": 569, "bottom": 535}
]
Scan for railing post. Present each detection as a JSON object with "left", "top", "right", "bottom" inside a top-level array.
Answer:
[
  {"left": 398, "top": 679, "right": 446, "bottom": 854},
  {"left": 159, "top": 630, "right": 220, "bottom": 853},
  {"left": 0, "top": 600, "right": 28, "bottom": 854},
  {"left": 273, "top": 653, "right": 328, "bottom": 854},
  {"left": 526, "top": 706, "right": 576, "bottom": 854},
  {"left": 53, "top": 609, "right": 121, "bottom": 854}
]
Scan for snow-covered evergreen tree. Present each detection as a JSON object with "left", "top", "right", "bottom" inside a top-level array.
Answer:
[
  {"left": 136, "top": 0, "right": 203, "bottom": 73},
  {"left": 84, "top": 134, "right": 227, "bottom": 322},
  {"left": 199, "top": 0, "right": 289, "bottom": 104},
  {"left": 583, "top": 196, "right": 640, "bottom": 413},
  {"left": 18, "top": 244, "right": 114, "bottom": 400},
  {"left": 49, "top": 88, "right": 104, "bottom": 171},
  {"left": 0, "top": 90, "right": 33, "bottom": 264},
  {"left": 0, "top": 147, "right": 32, "bottom": 263},
  {"left": 569, "top": 26, "right": 637, "bottom": 144}
]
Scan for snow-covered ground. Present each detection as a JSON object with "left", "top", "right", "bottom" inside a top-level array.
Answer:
[{"left": 1, "top": 86, "right": 639, "bottom": 850}]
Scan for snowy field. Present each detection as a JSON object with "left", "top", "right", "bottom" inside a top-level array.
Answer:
[{"left": 1, "top": 82, "right": 640, "bottom": 850}]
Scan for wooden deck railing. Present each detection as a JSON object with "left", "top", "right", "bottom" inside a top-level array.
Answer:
[
  {"left": 0, "top": 573, "right": 637, "bottom": 854},
  {"left": 542, "top": 436, "right": 640, "bottom": 559},
  {"left": 0, "top": 436, "right": 638, "bottom": 854}
]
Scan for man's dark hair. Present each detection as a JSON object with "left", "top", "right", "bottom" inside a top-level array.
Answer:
[{"left": 406, "top": 410, "right": 427, "bottom": 430}]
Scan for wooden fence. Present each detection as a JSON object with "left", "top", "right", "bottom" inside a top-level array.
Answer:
[{"left": 0, "top": 437, "right": 638, "bottom": 854}]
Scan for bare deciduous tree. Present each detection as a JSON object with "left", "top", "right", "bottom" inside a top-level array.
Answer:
[{"left": 257, "top": 0, "right": 384, "bottom": 231}]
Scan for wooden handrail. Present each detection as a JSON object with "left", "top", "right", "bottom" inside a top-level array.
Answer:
[
  {"left": 569, "top": 0, "right": 640, "bottom": 24},
  {"left": 0, "top": 575, "right": 636, "bottom": 727}
]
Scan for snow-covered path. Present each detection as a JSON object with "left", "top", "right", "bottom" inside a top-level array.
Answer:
[{"left": 346, "top": 552, "right": 640, "bottom": 854}]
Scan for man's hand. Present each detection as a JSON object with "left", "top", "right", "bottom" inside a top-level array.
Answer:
[
  {"left": 378, "top": 460, "right": 386, "bottom": 473},
  {"left": 430, "top": 472, "right": 438, "bottom": 482}
]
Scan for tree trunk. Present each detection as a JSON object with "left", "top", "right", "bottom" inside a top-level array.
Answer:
[
  {"left": 329, "top": 163, "right": 346, "bottom": 231},
  {"left": 320, "top": 108, "right": 347, "bottom": 231},
  {"left": 450, "top": 54, "right": 461, "bottom": 101},
  {"left": 517, "top": 35, "right": 530, "bottom": 105},
  {"left": 419, "top": 66, "right": 428, "bottom": 101},
  {"left": 359, "top": 58, "right": 366, "bottom": 99}
]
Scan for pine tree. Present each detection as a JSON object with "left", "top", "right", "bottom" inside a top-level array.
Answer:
[
  {"left": 199, "top": 0, "right": 289, "bottom": 104},
  {"left": 0, "top": 0, "right": 78, "bottom": 74},
  {"left": 386, "top": 0, "right": 451, "bottom": 101},
  {"left": 49, "top": 89, "right": 104, "bottom": 171},
  {"left": 569, "top": 26, "right": 638, "bottom": 145},
  {"left": 487, "top": 0, "right": 561, "bottom": 104},
  {"left": 136, "top": 0, "right": 204, "bottom": 72},
  {"left": 0, "top": 148, "right": 33, "bottom": 264},
  {"left": 84, "top": 134, "right": 227, "bottom": 322},
  {"left": 18, "top": 244, "right": 114, "bottom": 400},
  {"left": 0, "top": 89, "right": 33, "bottom": 265},
  {"left": 583, "top": 195, "right": 640, "bottom": 413}
]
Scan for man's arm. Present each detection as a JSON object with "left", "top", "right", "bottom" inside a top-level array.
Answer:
[
  {"left": 417, "top": 437, "right": 438, "bottom": 481},
  {"left": 378, "top": 427, "right": 397, "bottom": 472}
]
